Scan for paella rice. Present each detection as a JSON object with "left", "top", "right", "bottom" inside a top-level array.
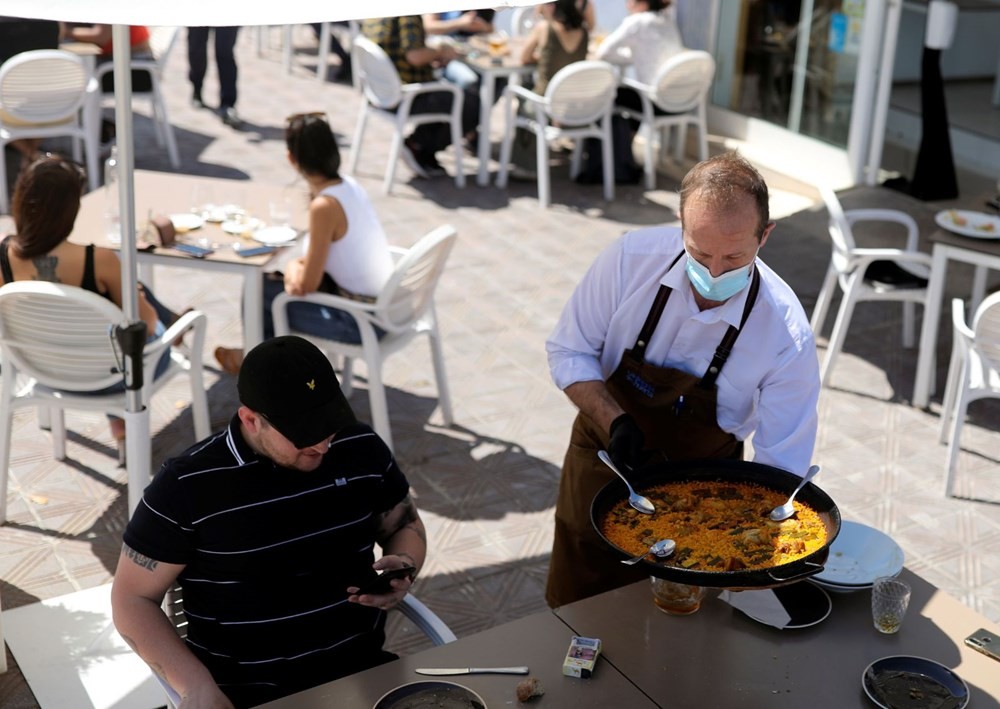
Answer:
[{"left": 600, "top": 480, "right": 827, "bottom": 571}]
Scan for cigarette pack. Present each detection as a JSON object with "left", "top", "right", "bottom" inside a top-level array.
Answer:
[{"left": 562, "top": 635, "right": 601, "bottom": 678}]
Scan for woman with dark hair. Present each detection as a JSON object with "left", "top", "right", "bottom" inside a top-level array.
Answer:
[
  {"left": 507, "top": 0, "right": 589, "bottom": 179},
  {"left": 215, "top": 113, "right": 393, "bottom": 375},
  {"left": 0, "top": 155, "right": 175, "bottom": 453}
]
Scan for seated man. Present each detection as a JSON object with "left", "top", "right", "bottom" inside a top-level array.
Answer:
[
  {"left": 112, "top": 336, "right": 427, "bottom": 708},
  {"left": 361, "top": 15, "right": 480, "bottom": 178}
]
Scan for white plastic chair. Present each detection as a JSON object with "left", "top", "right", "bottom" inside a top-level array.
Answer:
[
  {"left": 153, "top": 586, "right": 454, "bottom": 708},
  {"left": 939, "top": 293, "right": 1000, "bottom": 498},
  {"left": 496, "top": 60, "right": 617, "bottom": 209},
  {"left": 510, "top": 6, "right": 537, "bottom": 37},
  {"left": 0, "top": 49, "right": 100, "bottom": 213},
  {"left": 618, "top": 50, "right": 715, "bottom": 190},
  {"left": 0, "top": 282, "right": 210, "bottom": 524},
  {"left": 348, "top": 37, "right": 466, "bottom": 195},
  {"left": 810, "top": 186, "right": 934, "bottom": 388},
  {"left": 272, "top": 225, "right": 457, "bottom": 452},
  {"left": 93, "top": 26, "right": 181, "bottom": 168}
]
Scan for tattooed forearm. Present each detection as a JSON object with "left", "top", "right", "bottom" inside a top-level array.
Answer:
[{"left": 123, "top": 543, "right": 159, "bottom": 571}]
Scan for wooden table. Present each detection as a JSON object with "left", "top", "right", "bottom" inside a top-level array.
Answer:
[
  {"left": 555, "top": 569, "right": 1000, "bottom": 708},
  {"left": 912, "top": 226, "right": 1000, "bottom": 408},
  {"left": 71, "top": 170, "right": 304, "bottom": 350},
  {"left": 257, "top": 610, "right": 658, "bottom": 708}
]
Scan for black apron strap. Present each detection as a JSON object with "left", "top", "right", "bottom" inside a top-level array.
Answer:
[
  {"left": 0, "top": 236, "right": 14, "bottom": 284},
  {"left": 631, "top": 251, "right": 684, "bottom": 360},
  {"left": 700, "top": 266, "right": 762, "bottom": 389}
]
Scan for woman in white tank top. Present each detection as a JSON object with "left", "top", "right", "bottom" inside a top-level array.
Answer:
[{"left": 214, "top": 113, "right": 394, "bottom": 375}]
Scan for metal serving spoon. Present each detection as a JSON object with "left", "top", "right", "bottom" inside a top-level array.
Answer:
[
  {"left": 621, "top": 538, "right": 677, "bottom": 566},
  {"left": 769, "top": 464, "right": 821, "bottom": 522},
  {"left": 598, "top": 450, "right": 655, "bottom": 515}
]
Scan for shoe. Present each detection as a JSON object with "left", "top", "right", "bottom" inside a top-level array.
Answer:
[
  {"left": 100, "top": 118, "right": 116, "bottom": 144},
  {"left": 214, "top": 346, "right": 245, "bottom": 376},
  {"left": 191, "top": 91, "right": 206, "bottom": 109},
  {"left": 220, "top": 107, "right": 243, "bottom": 129},
  {"left": 420, "top": 154, "right": 448, "bottom": 178},
  {"left": 400, "top": 140, "right": 429, "bottom": 179},
  {"left": 508, "top": 166, "right": 537, "bottom": 182}
]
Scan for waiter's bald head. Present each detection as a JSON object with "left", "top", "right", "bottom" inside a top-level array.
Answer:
[{"left": 679, "top": 153, "right": 770, "bottom": 239}]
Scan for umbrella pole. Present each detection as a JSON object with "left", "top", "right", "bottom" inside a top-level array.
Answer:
[{"left": 111, "top": 25, "right": 152, "bottom": 516}]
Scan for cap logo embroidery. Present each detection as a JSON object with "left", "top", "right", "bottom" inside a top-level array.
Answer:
[{"left": 306, "top": 379, "right": 316, "bottom": 390}]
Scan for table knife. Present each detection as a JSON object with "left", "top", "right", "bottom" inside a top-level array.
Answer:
[{"left": 415, "top": 666, "right": 529, "bottom": 676}]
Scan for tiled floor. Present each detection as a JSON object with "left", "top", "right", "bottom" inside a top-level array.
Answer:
[{"left": 1, "top": 26, "right": 998, "bottom": 707}]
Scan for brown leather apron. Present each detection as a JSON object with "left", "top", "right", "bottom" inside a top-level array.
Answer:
[{"left": 545, "top": 256, "right": 761, "bottom": 608}]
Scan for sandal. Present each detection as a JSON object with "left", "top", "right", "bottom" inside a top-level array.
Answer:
[{"left": 214, "top": 346, "right": 244, "bottom": 376}]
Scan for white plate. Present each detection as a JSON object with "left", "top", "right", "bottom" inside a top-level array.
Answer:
[
  {"left": 862, "top": 656, "right": 969, "bottom": 709},
  {"left": 252, "top": 225, "right": 297, "bottom": 245},
  {"left": 934, "top": 209, "right": 1000, "bottom": 239},
  {"left": 811, "top": 521, "right": 904, "bottom": 587},
  {"left": 168, "top": 213, "right": 204, "bottom": 232},
  {"left": 221, "top": 217, "right": 262, "bottom": 235},
  {"left": 809, "top": 577, "right": 872, "bottom": 594}
]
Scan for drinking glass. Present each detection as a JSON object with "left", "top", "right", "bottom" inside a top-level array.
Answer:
[
  {"left": 650, "top": 577, "right": 706, "bottom": 615},
  {"left": 871, "top": 576, "right": 911, "bottom": 634},
  {"left": 269, "top": 195, "right": 293, "bottom": 228},
  {"left": 190, "top": 184, "right": 216, "bottom": 220}
]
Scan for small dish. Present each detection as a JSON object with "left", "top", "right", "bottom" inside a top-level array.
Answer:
[
  {"left": 221, "top": 217, "right": 262, "bottom": 236},
  {"left": 373, "top": 680, "right": 487, "bottom": 709},
  {"left": 168, "top": 213, "right": 204, "bottom": 232},
  {"left": 812, "top": 521, "right": 904, "bottom": 587},
  {"left": 862, "top": 655, "right": 969, "bottom": 709},
  {"left": 199, "top": 204, "right": 227, "bottom": 223},
  {"left": 252, "top": 225, "right": 297, "bottom": 245},
  {"left": 934, "top": 209, "right": 1000, "bottom": 239}
]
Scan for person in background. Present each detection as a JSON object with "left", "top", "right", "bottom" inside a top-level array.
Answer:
[
  {"left": 361, "top": 15, "right": 480, "bottom": 178},
  {"left": 63, "top": 23, "right": 154, "bottom": 93},
  {"left": 187, "top": 26, "right": 242, "bottom": 128},
  {"left": 213, "top": 112, "right": 393, "bottom": 376},
  {"left": 112, "top": 335, "right": 426, "bottom": 708},
  {"left": 309, "top": 22, "right": 353, "bottom": 83},
  {"left": 422, "top": 10, "right": 494, "bottom": 91},
  {"left": 544, "top": 152, "right": 820, "bottom": 607},
  {"left": 507, "top": 0, "right": 588, "bottom": 180},
  {"left": 535, "top": 0, "right": 597, "bottom": 30},
  {"left": 0, "top": 155, "right": 178, "bottom": 458}
]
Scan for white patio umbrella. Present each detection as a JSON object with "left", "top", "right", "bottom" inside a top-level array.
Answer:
[{"left": 2, "top": 1, "right": 539, "bottom": 515}]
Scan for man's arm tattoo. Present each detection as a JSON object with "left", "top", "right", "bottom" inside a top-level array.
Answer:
[
  {"left": 377, "top": 496, "right": 426, "bottom": 545},
  {"left": 123, "top": 542, "right": 159, "bottom": 571}
]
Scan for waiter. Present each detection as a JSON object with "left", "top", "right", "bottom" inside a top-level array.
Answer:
[{"left": 545, "top": 152, "right": 820, "bottom": 607}]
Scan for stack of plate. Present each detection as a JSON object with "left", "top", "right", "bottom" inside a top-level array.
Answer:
[{"left": 809, "top": 521, "right": 904, "bottom": 594}]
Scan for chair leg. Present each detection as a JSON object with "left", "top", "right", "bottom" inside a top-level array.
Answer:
[
  {"left": 642, "top": 120, "right": 656, "bottom": 191},
  {"left": 901, "top": 301, "right": 916, "bottom": 348},
  {"left": 939, "top": 344, "right": 962, "bottom": 443},
  {"left": 0, "top": 142, "right": 8, "bottom": 214},
  {"left": 0, "top": 365, "right": 17, "bottom": 524},
  {"left": 427, "top": 317, "right": 454, "bottom": 426},
  {"left": 384, "top": 121, "right": 405, "bottom": 195},
  {"left": 600, "top": 124, "right": 614, "bottom": 202},
  {"left": 809, "top": 264, "right": 839, "bottom": 336},
  {"left": 820, "top": 279, "right": 861, "bottom": 387},
  {"left": 366, "top": 363, "right": 393, "bottom": 453},
  {"left": 535, "top": 126, "right": 550, "bottom": 208},
  {"left": 348, "top": 107, "right": 368, "bottom": 175},
  {"left": 317, "top": 22, "right": 331, "bottom": 81},
  {"left": 944, "top": 381, "right": 973, "bottom": 498},
  {"left": 340, "top": 357, "right": 355, "bottom": 398},
  {"left": 450, "top": 116, "right": 466, "bottom": 188},
  {"left": 282, "top": 25, "right": 294, "bottom": 74},
  {"left": 495, "top": 96, "right": 517, "bottom": 188},
  {"left": 189, "top": 369, "right": 210, "bottom": 442},
  {"left": 52, "top": 409, "right": 67, "bottom": 461}
]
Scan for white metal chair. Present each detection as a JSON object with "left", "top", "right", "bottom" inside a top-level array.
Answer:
[
  {"left": 0, "top": 49, "right": 100, "bottom": 213},
  {"left": 348, "top": 37, "right": 465, "bottom": 195},
  {"left": 93, "top": 26, "right": 181, "bottom": 168},
  {"left": 618, "top": 50, "right": 715, "bottom": 190},
  {"left": 810, "top": 186, "right": 933, "bottom": 389},
  {"left": 272, "top": 225, "right": 457, "bottom": 452},
  {"left": 496, "top": 60, "right": 618, "bottom": 209},
  {"left": 939, "top": 293, "right": 1000, "bottom": 498},
  {"left": 153, "top": 586, "right": 454, "bottom": 708},
  {"left": 0, "top": 282, "right": 210, "bottom": 524}
]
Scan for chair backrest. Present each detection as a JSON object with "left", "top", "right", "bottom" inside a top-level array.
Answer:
[
  {"left": 511, "top": 6, "right": 537, "bottom": 37},
  {"left": 352, "top": 36, "right": 402, "bottom": 109},
  {"left": 818, "top": 185, "right": 857, "bottom": 273},
  {"left": 377, "top": 225, "right": 457, "bottom": 330},
  {"left": 0, "top": 281, "right": 127, "bottom": 392},
  {"left": 147, "top": 26, "right": 181, "bottom": 67},
  {"left": 972, "top": 290, "right": 1000, "bottom": 373},
  {"left": 649, "top": 50, "right": 716, "bottom": 114},
  {"left": 544, "top": 60, "right": 617, "bottom": 125},
  {"left": 0, "top": 49, "right": 88, "bottom": 124}
]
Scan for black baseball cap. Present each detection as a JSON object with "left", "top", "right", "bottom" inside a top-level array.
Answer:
[{"left": 237, "top": 336, "right": 355, "bottom": 448}]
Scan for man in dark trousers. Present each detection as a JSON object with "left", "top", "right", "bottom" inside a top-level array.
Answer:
[{"left": 187, "top": 26, "right": 242, "bottom": 128}]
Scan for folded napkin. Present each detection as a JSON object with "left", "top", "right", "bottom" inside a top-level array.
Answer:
[{"left": 719, "top": 589, "right": 792, "bottom": 629}]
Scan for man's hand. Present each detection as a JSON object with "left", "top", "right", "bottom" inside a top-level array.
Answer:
[
  {"left": 607, "top": 413, "right": 645, "bottom": 474},
  {"left": 346, "top": 554, "right": 415, "bottom": 610}
]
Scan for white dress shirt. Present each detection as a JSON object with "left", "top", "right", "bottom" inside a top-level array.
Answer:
[
  {"left": 547, "top": 227, "right": 820, "bottom": 475},
  {"left": 595, "top": 9, "right": 685, "bottom": 85}
]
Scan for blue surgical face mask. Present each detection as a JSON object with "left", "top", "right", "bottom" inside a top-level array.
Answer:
[{"left": 684, "top": 250, "right": 756, "bottom": 302}]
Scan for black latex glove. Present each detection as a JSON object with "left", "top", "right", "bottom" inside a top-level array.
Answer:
[{"left": 607, "top": 413, "right": 645, "bottom": 475}]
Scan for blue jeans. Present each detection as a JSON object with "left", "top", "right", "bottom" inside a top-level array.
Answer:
[{"left": 262, "top": 276, "right": 366, "bottom": 344}]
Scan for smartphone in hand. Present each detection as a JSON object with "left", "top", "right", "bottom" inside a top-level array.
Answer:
[{"left": 354, "top": 565, "right": 416, "bottom": 596}]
